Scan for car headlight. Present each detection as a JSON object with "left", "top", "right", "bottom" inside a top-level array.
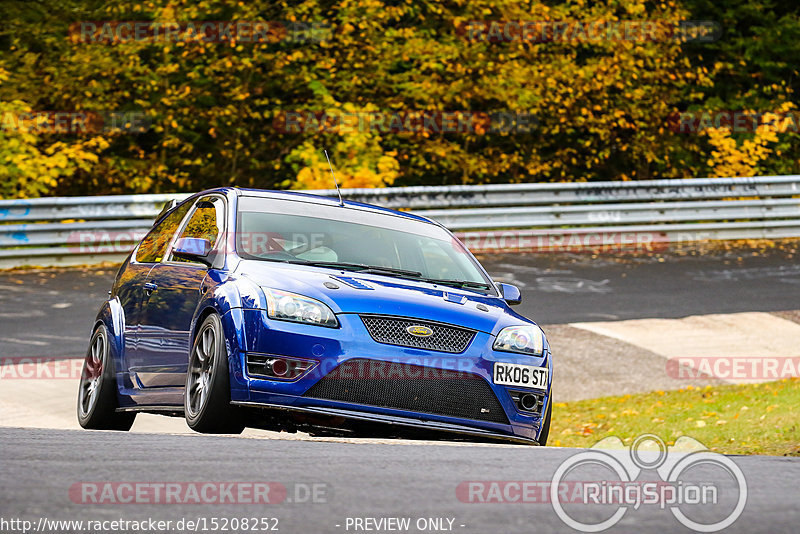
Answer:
[
  {"left": 493, "top": 325, "right": 545, "bottom": 356},
  {"left": 263, "top": 288, "right": 338, "bottom": 328}
]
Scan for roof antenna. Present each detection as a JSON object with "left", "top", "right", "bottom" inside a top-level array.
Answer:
[{"left": 324, "top": 149, "right": 344, "bottom": 207}]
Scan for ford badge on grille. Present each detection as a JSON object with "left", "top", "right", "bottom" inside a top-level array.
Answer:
[{"left": 406, "top": 325, "right": 434, "bottom": 337}]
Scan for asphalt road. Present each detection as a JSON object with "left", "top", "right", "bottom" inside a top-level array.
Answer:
[
  {"left": 0, "top": 268, "right": 116, "bottom": 359},
  {"left": 1, "top": 249, "right": 798, "bottom": 358},
  {"left": 484, "top": 249, "right": 800, "bottom": 323},
  {"left": 1, "top": 252, "right": 799, "bottom": 533},
  {"left": 0, "top": 427, "right": 797, "bottom": 534}
]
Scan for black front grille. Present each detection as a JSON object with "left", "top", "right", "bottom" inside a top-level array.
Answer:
[
  {"left": 360, "top": 315, "right": 476, "bottom": 353},
  {"left": 303, "top": 358, "right": 508, "bottom": 424}
]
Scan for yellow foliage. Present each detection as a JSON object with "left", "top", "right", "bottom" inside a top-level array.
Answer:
[
  {"left": 704, "top": 109, "right": 790, "bottom": 177},
  {"left": 0, "top": 97, "right": 110, "bottom": 199},
  {"left": 287, "top": 104, "right": 400, "bottom": 190}
]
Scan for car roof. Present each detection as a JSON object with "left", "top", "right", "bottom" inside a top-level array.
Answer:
[{"left": 230, "top": 187, "right": 436, "bottom": 224}]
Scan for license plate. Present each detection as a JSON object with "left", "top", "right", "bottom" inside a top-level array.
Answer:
[{"left": 493, "top": 362, "right": 548, "bottom": 390}]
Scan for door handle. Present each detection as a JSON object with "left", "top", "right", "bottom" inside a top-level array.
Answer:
[{"left": 143, "top": 282, "right": 158, "bottom": 295}]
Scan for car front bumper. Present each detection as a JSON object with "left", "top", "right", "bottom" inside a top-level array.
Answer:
[{"left": 227, "top": 310, "right": 553, "bottom": 443}]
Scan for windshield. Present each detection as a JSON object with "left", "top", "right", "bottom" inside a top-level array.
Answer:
[{"left": 236, "top": 196, "right": 491, "bottom": 289}]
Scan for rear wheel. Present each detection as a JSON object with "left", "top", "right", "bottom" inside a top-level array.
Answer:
[
  {"left": 185, "top": 313, "right": 244, "bottom": 434},
  {"left": 538, "top": 398, "right": 552, "bottom": 446},
  {"left": 77, "top": 324, "right": 136, "bottom": 430}
]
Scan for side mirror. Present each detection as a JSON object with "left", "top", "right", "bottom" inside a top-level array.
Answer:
[
  {"left": 172, "top": 237, "right": 212, "bottom": 265},
  {"left": 496, "top": 282, "right": 522, "bottom": 305}
]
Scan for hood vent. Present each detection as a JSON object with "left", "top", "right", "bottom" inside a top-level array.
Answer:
[{"left": 331, "top": 276, "right": 374, "bottom": 290}]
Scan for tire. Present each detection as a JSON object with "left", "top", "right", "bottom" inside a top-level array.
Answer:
[
  {"left": 77, "top": 324, "right": 136, "bottom": 431},
  {"left": 184, "top": 313, "right": 244, "bottom": 434},
  {"left": 538, "top": 398, "right": 552, "bottom": 446}
]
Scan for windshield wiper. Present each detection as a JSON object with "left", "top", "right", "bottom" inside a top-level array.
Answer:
[
  {"left": 269, "top": 259, "right": 490, "bottom": 290},
  {"left": 416, "top": 278, "right": 492, "bottom": 290},
  {"left": 289, "top": 260, "right": 423, "bottom": 279}
]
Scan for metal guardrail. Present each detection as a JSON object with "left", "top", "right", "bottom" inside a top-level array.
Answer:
[
  {"left": 0, "top": 175, "right": 798, "bottom": 269},
  {"left": 316, "top": 175, "right": 800, "bottom": 209}
]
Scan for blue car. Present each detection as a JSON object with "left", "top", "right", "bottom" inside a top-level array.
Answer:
[{"left": 77, "top": 188, "right": 553, "bottom": 445}]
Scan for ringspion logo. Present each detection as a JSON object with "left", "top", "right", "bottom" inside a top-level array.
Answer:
[{"left": 550, "top": 435, "right": 746, "bottom": 532}]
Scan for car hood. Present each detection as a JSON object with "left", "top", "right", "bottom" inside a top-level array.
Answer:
[{"left": 234, "top": 260, "right": 533, "bottom": 335}]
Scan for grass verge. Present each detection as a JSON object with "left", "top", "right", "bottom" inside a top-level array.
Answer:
[{"left": 550, "top": 378, "right": 800, "bottom": 456}]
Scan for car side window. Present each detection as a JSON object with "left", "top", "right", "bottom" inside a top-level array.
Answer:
[
  {"left": 171, "top": 196, "right": 224, "bottom": 263},
  {"left": 135, "top": 202, "right": 192, "bottom": 263}
]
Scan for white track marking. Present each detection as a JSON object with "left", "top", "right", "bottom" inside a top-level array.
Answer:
[
  {"left": 0, "top": 337, "right": 49, "bottom": 346},
  {"left": 571, "top": 312, "right": 800, "bottom": 383}
]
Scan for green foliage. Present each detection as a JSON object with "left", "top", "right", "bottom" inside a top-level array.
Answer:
[
  {"left": 679, "top": 0, "right": 800, "bottom": 176},
  {"left": 0, "top": 0, "right": 798, "bottom": 198},
  {"left": 552, "top": 379, "right": 800, "bottom": 456}
]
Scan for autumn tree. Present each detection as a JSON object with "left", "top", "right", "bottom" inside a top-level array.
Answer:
[{"left": 1, "top": 0, "right": 799, "bottom": 198}]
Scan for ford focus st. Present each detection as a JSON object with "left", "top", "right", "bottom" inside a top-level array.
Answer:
[{"left": 77, "top": 188, "right": 553, "bottom": 445}]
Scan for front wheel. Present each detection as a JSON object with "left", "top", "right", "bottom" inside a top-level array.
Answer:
[
  {"left": 184, "top": 313, "right": 244, "bottom": 434},
  {"left": 77, "top": 324, "right": 136, "bottom": 431}
]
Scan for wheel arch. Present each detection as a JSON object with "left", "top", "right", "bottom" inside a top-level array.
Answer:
[
  {"left": 191, "top": 306, "right": 218, "bottom": 342},
  {"left": 93, "top": 298, "right": 125, "bottom": 380},
  {"left": 190, "top": 298, "right": 249, "bottom": 400},
  {"left": 191, "top": 279, "right": 251, "bottom": 352}
]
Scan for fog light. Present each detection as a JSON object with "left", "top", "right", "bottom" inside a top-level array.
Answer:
[
  {"left": 520, "top": 393, "right": 539, "bottom": 411},
  {"left": 270, "top": 358, "right": 289, "bottom": 377},
  {"left": 509, "top": 389, "right": 544, "bottom": 414},
  {"left": 246, "top": 354, "right": 316, "bottom": 380}
]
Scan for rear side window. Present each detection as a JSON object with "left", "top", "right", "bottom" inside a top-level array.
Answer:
[{"left": 135, "top": 202, "right": 192, "bottom": 263}]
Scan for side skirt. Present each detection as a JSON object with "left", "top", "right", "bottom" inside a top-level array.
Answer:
[{"left": 115, "top": 405, "right": 184, "bottom": 417}]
